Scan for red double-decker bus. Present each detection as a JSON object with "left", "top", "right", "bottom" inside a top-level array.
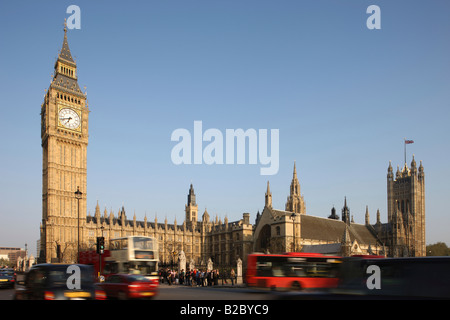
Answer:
[
  {"left": 79, "top": 236, "right": 159, "bottom": 281},
  {"left": 246, "top": 252, "right": 341, "bottom": 291}
]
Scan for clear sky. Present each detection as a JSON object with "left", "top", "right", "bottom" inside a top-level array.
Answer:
[{"left": 1, "top": 1, "right": 449, "bottom": 256}]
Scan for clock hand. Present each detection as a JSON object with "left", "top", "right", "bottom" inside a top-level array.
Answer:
[{"left": 60, "top": 117, "right": 72, "bottom": 124}]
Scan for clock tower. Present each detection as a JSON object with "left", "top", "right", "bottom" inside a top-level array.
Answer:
[{"left": 40, "top": 22, "right": 89, "bottom": 263}]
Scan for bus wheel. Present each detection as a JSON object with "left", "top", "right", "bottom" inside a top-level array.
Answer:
[{"left": 290, "top": 282, "right": 302, "bottom": 291}]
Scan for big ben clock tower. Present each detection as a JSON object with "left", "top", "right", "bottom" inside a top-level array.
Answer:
[{"left": 40, "top": 22, "right": 89, "bottom": 263}]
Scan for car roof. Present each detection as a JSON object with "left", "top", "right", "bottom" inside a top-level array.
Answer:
[{"left": 30, "top": 263, "right": 93, "bottom": 271}]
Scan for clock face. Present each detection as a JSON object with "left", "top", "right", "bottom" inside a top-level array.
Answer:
[{"left": 59, "top": 108, "right": 81, "bottom": 130}]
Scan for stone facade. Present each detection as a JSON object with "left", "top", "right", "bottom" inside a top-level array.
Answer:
[
  {"left": 375, "top": 158, "right": 426, "bottom": 257},
  {"left": 82, "top": 186, "right": 254, "bottom": 268}
]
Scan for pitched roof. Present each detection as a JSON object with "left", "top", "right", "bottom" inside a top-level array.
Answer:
[
  {"left": 301, "top": 243, "right": 342, "bottom": 254},
  {"left": 264, "top": 206, "right": 381, "bottom": 246},
  {"left": 300, "top": 214, "right": 380, "bottom": 245}
]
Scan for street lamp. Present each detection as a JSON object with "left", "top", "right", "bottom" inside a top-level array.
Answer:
[
  {"left": 75, "top": 186, "right": 82, "bottom": 263},
  {"left": 290, "top": 212, "right": 297, "bottom": 252}
]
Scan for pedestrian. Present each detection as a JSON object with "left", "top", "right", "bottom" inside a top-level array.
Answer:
[
  {"left": 167, "top": 269, "right": 172, "bottom": 285},
  {"left": 192, "top": 269, "right": 196, "bottom": 287},
  {"left": 200, "top": 270, "right": 205, "bottom": 287},
  {"left": 231, "top": 269, "right": 236, "bottom": 286},
  {"left": 186, "top": 269, "right": 191, "bottom": 286},
  {"left": 180, "top": 269, "right": 185, "bottom": 285},
  {"left": 159, "top": 269, "right": 164, "bottom": 284},
  {"left": 196, "top": 269, "right": 200, "bottom": 286},
  {"left": 208, "top": 270, "right": 212, "bottom": 286},
  {"left": 214, "top": 270, "right": 219, "bottom": 286}
]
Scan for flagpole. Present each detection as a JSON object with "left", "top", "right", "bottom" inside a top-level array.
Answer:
[
  {"left": 404, "top": 139, "right": 414, "bottom": 165},
  {"left": 404, "top": 138, "right": 406, "bottom": 165}
]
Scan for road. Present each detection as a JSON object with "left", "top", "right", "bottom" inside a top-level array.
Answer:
[
  {"left": 0, "top": 284, "right": 275, "bottom": 300},
  {"left": 0, "top": 288, "right": 14, "bottom": 300},
  {"left": 154, "top": 283, "right": 274, "bottom": 300}
]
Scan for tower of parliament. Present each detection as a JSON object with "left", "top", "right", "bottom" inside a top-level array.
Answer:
[{"left": 39, "top": 25, "right": 426, "bottom": 265}]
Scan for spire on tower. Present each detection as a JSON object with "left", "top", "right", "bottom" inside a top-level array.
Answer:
[
  {"left": 293, "top": 160, "right": 297, "bottom": 177},
  {"left": 285, "top": 161, "right": 306, "bottom": 214},
  {"left": 187, "top": 183, "right": 196, "bottom": 206},
  {"left": 342, "top": 197, "right": 350, "bottom": 225},
  {"left": 59, "top": 18, "right": 75, "bottom": 64}
]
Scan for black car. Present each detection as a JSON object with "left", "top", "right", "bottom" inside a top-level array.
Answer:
[
  {"left": 14, "top": 264, "right": 106, "bottom": 300},
  {"left": 0, "top": 269, "right": 15, "bottom": 289}
]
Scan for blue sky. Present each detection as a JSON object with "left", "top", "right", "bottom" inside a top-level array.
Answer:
[{"left": 1, "top": 1, "right": 449, "bottom": 256}]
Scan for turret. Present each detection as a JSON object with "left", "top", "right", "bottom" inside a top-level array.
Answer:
[
  {"left": 365, "top": 206, "right": 370, "bottom": 225},
  {"left": 328, "top": 206, "right": 339, "bottom": 220}
]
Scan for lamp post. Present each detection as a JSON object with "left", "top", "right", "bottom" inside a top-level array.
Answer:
[
  {"left": 290, "top": 212, "right": 297, "bottom": 252},
  {"left": 75, "top": 186, "right": 82, "bottom": 263}
]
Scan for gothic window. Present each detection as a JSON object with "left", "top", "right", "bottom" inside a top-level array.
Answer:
[{"left": 276, "top": 226, "right": 281, "bottom": 236}]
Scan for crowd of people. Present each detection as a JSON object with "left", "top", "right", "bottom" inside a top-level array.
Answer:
[{"left": 159, "top": 268, "right": 237, "bottom": 287}]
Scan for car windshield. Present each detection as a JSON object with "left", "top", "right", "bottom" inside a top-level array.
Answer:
[{"left": 127, "top": 274, "right": 149, "bottom": 282}]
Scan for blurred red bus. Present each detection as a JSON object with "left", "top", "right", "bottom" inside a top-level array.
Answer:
[{"left": 246, "top": 252, "right": 341, "bottom": 291}]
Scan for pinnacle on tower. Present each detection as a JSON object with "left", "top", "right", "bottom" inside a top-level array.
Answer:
[
  {"left": 265, "top": 181, "right": 272, "bottom": 208},
  {"left": 293, "top": 160, "right": 297, "bottom": 178}
]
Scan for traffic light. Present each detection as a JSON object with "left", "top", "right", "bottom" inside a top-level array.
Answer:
[{"left": 96, "top": 237, "right": 105, "bottom": 254}]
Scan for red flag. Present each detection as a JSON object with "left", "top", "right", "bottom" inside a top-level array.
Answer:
[{"left": 405, "top": 140, "right": 414, "bottom": 144}]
